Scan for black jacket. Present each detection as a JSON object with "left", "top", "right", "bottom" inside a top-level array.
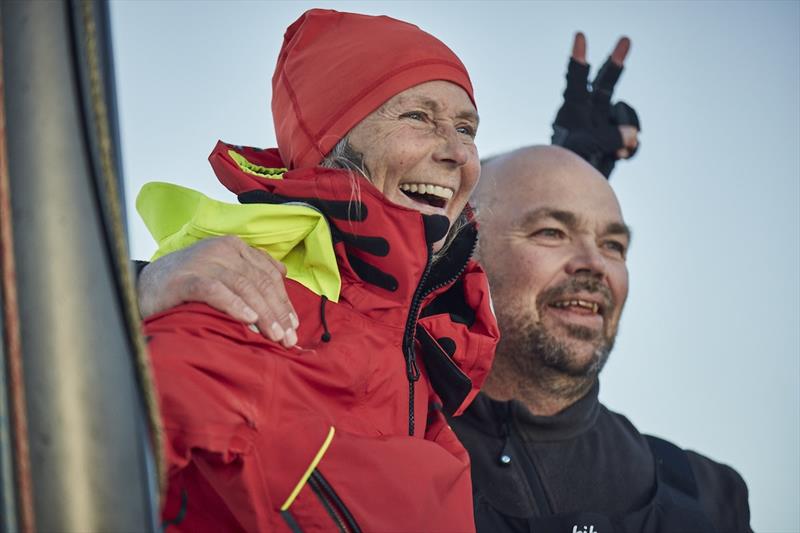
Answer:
[{"left": 449, "top": 382, "right": 751, "bottom": 533}]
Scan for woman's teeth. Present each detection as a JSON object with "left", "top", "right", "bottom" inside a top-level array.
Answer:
[{"left": 399, "top": 183, "right": 454, "bottom": 200}]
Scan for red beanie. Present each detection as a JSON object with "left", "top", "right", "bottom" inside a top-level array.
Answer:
[{"left": 272, "top": 9, "right": 475, "bottom": 170}]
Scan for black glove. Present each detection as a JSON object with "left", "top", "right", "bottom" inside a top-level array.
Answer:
[{"left": 552, "top": 57, "right": 640, "bottom": 179}]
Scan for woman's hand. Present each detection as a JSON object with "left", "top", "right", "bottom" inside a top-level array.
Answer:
[{"left": 137, "top": 236, "right": 298, "bottom": 347}]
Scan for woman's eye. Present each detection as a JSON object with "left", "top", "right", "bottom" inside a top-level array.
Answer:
[
  {"left": 401, "top": 111, "right": 427, "bottom": 121},
  {"left": 533, "top": 228, "right": 565, "bottom": 239},
  {"left": 457, "top": 125, "right": 476, "bottom": 138}
]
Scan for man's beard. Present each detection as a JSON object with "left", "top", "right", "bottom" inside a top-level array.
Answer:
[{"left": 495, "top": 276, "right": 617, "bottom": 399}]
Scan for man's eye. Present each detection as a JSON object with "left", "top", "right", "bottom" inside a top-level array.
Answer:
[{"left": 603, "top": 240, "right": 627, "bottom": 257}]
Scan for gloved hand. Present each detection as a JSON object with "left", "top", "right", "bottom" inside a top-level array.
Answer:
[{"left": 551, "top": 32, "right": 640, "bottom": 178}]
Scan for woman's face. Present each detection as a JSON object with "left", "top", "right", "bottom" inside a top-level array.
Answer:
[{"left": 347, "top": 81, "right": 480, "bottom": 251}]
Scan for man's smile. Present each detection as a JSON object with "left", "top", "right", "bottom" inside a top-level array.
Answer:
[
  {"left": 544, "top": 292, "right": 609, "bottom": 332},
  {"left": 550, "top": 298, "right": 601, "bottom": 315}
]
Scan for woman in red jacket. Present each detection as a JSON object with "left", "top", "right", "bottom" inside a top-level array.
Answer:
[{"left": 142, "top": 9, "right": 499, "bottom": 532}]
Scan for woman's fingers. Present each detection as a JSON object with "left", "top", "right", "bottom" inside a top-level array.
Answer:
[
  {"left": 239, "top": 244, "right": 300, "bottom": 346},
  {"left": 137, "top": 236, "right": 298, "bottom": 346}
]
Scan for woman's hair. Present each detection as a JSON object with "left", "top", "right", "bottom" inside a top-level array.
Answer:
[
  {"left": 320, "top": 137, "right": 468, "bottom": 264},
  {"left": 319, "top": 136, "right": 366, "bottom": 223}
]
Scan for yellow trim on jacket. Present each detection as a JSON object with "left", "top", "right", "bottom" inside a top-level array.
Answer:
[{"left": 280, "top": 426, "right": 336, "bottom": 511}]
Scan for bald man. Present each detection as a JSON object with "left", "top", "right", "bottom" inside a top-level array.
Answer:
[{"left": 448, "top": 145, "right": 751, "bottom": 532}]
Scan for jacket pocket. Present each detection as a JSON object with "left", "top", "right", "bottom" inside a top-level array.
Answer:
[
  {"left": 276, "top": 424, "right": 362, "bottom": 533},
  {"left": 280, "top": 467, "right": 362, "bottom": 533},
  {"left": 308, "top": 469, "right": 361, "bottom": 533}
]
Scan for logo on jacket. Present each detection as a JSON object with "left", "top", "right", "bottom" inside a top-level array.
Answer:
[{"left": 572, "top": 526, "right": 598, "bottom": 533}]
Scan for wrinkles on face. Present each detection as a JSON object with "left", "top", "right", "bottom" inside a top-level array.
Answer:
[
  {"left": 345, "top": 81, "right": 480, "bottom": 246},
  {"left": 495, "top": 276, "right": 615, "bottom": 400}
]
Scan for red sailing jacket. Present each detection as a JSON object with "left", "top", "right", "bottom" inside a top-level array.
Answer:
[{"left": 146, "top": 142, "right": 499, "bottom": 532}]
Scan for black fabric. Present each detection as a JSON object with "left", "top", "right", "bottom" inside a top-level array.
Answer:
[
  {"left": 345, "top": 251, "right": 398, "bottom": 292},
  {"left": 280, "top": 510, "right": 303, "bottom": 533},
  {"left": 319, "top": 295, "right": 331, "bottom": 342},
  {"left": 419, "top": 278, "right": 476, "bottom": 327},
  {"left": 645, "top": 435, "right": 699, "bottom": 499},
  {"left": 592, "top": 58, "right": 624, "bottom": 107},
  {"left": 238, "top": 189, "right": 368, "bottom": 221},
  {"left": 132, "top": 259, "right": 149, "bottom": 282},
  {"left": 436, "top": 337, "right": 456, "bottom": 357},
  {"left": 612, "top": 101, "right": 640, "bottom": 131},
  {"left": 448, "top": 382, "right": 752, "bottom": 533},
  {"left": 422, "top": 219, "right": 478, "bottom": 295},
  {"left": 415, "top": 325, "right": 471, "bottom": 416},
  {"left": 687, "top": 450, "right": 753, "bottom": 531},
  {"left": 422, "top": 213, "right": 450, "bottom": 245},
  {"left": 335, "top": 233, "right": 389, "bottom": 256}
]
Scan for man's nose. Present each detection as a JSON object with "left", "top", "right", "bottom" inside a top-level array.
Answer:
[
  {"left": 565, "top": 239, "right": 607, "bottom": 278},
  {"left": 433, "top": 124, "right": 469, "bottom": 167}
]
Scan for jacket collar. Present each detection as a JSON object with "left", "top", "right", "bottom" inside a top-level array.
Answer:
[
  {"left": 209, "top": 141, "right": 477, "bottom": 307},
  {"left": 465, "top": 380, "right": 602, "bottom": 442}
]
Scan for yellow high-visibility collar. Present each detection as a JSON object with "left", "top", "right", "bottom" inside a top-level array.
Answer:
[{"left": 136, "top": 181, "right": 341, "bottom": 302}]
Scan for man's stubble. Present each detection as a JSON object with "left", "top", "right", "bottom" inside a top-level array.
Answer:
[{"left": 494, "top": 275, "right": 617, "bottom": 401}]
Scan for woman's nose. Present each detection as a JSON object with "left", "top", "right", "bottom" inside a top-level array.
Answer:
[{"left": 433, "top": 124, "right": 469, "bottom": 167}]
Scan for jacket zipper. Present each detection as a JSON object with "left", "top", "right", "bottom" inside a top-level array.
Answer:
[
  {"left": 401, "top": 243, "right": 433, "bottom": 436},
  {"left": 507, "top": 421, "right": 555, "bottom": 516},
  {"left": 308, "top": 469, "right": 362, "bottom": 533},
  {"left": 401, "top": 233, "right": 478, "bottom": 436}
]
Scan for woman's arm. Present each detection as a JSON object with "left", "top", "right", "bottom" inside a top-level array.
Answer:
[{"left": 136, "top": 235, "right": 299, "bottom": 347}]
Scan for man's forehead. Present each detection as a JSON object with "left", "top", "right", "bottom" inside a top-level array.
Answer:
[
  {"left": 508, "top": 170, "right": 623, "bottom": 215},
  {"left": 477, "top": 145, "right": 625, "bottom": 223},
  {"left": 516, "top": 205, "right": 628, "bottom": 235}
]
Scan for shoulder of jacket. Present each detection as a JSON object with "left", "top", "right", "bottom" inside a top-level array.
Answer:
[{"left": 685, "top": 449, "right": 752, "bottom": 532}]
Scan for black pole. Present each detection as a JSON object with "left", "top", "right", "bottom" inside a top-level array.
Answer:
[{"left": 1, "top": 1, "right": 160, "bottom": 530}]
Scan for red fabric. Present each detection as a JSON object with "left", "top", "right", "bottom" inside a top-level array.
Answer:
[
  {"left": 272, "top": 9, "right": 475, "bottom": 169},
  {"left": 150, "top": 143, "right": 498, "bottom": 531}
]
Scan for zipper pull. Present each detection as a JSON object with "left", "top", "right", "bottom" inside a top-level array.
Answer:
[
  {"left": 405, "top": 350, "right": 420, "bottom": 436},
  {"left": 498, "top": 424, "right": 513, "bottom": 466},
  {"left": 405, "top": 351, "right": 421, "bottom": 382}
]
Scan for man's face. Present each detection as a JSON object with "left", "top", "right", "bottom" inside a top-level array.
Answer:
[{"left": 477, "top": 148, "right": 630, "bottom": 382}]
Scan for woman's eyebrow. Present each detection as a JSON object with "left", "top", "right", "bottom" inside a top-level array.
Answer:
[
  {"left": 458, "top": 110, "right": 479, "bottom": 125},
  {"left": 413, "top": 98, "right": 479, "bottom": 124}
]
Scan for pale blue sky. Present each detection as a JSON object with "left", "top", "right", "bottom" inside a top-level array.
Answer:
[{"left": 111, "top": 1, "right": 799, "bottom": 530}]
